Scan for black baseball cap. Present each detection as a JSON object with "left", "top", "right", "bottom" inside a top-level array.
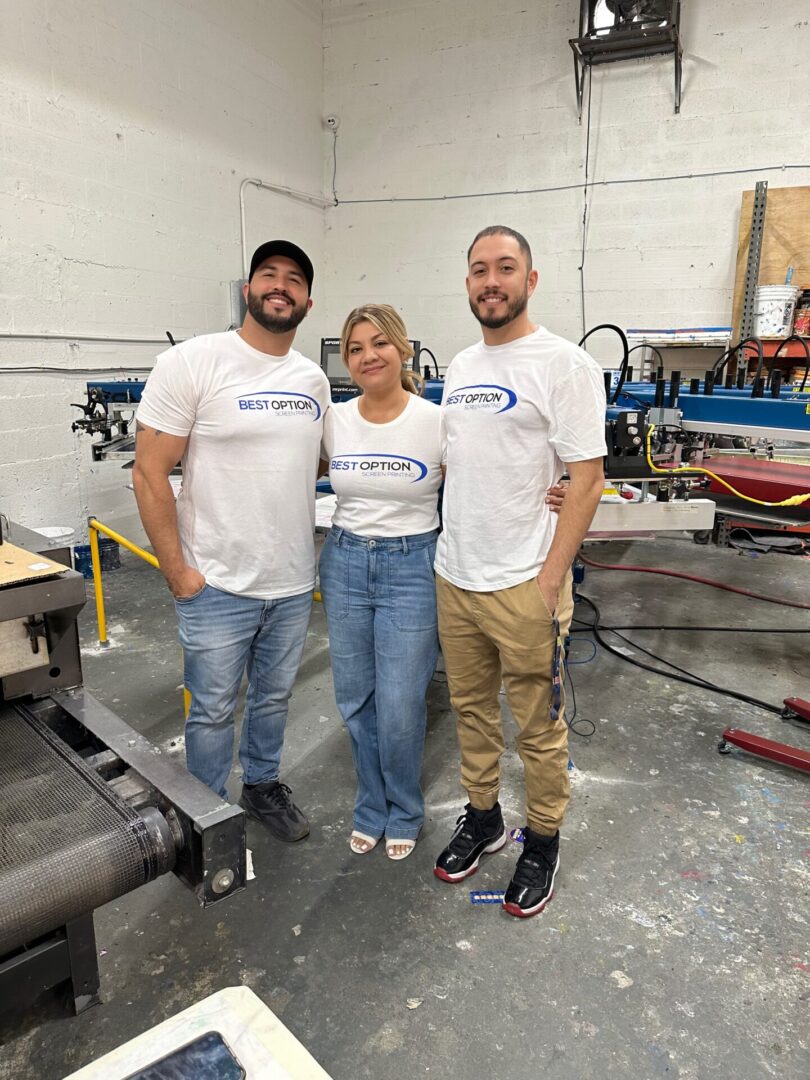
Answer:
[{"left": 248, "top": 240, "right": 314, "bottom": 293}]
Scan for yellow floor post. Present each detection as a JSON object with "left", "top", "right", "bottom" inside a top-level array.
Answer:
[{"left": 87, "top": 521, "right": 108, "bottom": 647}]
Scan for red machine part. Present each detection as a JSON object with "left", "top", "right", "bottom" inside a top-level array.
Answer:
[
  {"left": 704, "top": 456, "right": 810, "bottom": 506},
  {"left": 718, "top": 698, "right": 810, "bottom": 775}
]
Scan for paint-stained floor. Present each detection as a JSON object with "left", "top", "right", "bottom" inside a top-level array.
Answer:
[{"left": 2, "top": 535, "right": 809, "bottom": 1079}]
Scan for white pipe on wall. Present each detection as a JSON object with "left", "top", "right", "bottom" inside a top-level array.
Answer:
[
  {"left": 0, "top": 332, "right": 168, "bottom": 344},
  {"left": 239, "top": 177, "right": 330, "bottom": 278},
  {"left": 1, "top": 179, "right": 330, "bottom": 345}
]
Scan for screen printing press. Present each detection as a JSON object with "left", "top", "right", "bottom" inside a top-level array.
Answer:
[
  {"left": 71, "top": 366, "right": 810, "bottom": 542},
  {"left": 0, "top": 520, "right": 246, "bottom": 1017}
]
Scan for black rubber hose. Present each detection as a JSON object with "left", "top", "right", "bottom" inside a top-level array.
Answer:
[
  {"left": 578, "top": 324, "right": 630, "bottom": 404},
  {"left": 712, "top": 344, "right": 738, "bottom": 376},
  {"left": 627, "top": 342, "right": 665, "bottom": 380},
  {"left": 739, "top": 336, "right": 765, "bottom": 388},
  {"left": 766, "top": 334, "right": 809, "bottom": 391},
  {"left": 577, "top": 595, "right": 783, "bottom": 716}
]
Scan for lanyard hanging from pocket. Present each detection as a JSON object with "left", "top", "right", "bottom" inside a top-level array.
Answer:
[{"left": 549, "top": 616, "right": 565, "bottom": 722}]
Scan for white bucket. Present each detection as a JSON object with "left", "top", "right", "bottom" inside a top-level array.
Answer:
[
  {"left": 32, "top": 525, "right": 76, "bottom": 547},
  {"left": 754, "top": 284, "right": 798, "bottom": 338}
]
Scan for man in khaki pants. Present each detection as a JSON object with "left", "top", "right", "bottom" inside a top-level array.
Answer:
[{"left": 433, "top": 225, "right": 606, "bottom": 917}]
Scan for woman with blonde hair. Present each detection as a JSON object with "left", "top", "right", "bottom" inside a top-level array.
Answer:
[{"left": 319, "top": 304, "right": 444, "bottom": 860}]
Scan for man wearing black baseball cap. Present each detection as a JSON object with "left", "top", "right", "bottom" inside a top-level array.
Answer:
[
  {"left": 249, "top": 240, "right": 314, "bottom": 292},
  {"left": 134, "top": 241, "right": 330, "bottom": 843}
]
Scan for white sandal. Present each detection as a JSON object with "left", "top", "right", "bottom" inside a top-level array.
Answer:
[
  {"left": 385, "top": 838, "right": 416, "bottom": 861},
  {"left": 350, "top": 831, "right": 380, "bottom": 854}
]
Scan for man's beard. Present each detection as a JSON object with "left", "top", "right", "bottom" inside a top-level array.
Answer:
[
  {"left": 247, "top": 288, "right": 309, "bottom": 334},
  {"left": 469, "top": 288, "right": 528, "bottom": 330}
]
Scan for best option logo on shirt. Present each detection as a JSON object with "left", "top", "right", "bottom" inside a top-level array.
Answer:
[
  {"left": 236, "top": 390, "right": 322, "bottom": 420},
  {"left": 443, "top": 383, "right": 517, "bottom": 413},
  {"left": 329, "top": 453, "right": 429, "bottom": 482}
]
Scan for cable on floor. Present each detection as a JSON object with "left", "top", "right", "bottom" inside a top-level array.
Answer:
[
  {"left": 567, "top": 637, "right": 597, "bottom": 663},
  {"left": 577, "top": 553, "right": 810, "bottom": 610},
  {"left": 576, "top": 594, "right": 784, "bottom": 716},
  {"left": 564, "top": 660, "right": 595, "bottom": 738}
]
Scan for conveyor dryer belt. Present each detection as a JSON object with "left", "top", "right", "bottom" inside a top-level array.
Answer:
[{"left": 0, "top": 704, "right": 175, "bottom": 955}]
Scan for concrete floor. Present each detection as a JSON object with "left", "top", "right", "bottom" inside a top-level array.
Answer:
[{"left": 2, "top": 534, "right": 809, "bottom": 1079}]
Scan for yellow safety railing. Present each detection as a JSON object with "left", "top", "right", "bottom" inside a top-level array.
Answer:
[
  {"left": 87, "top": 516, "right": 322, "bottom": 716},
  {"left": 87, "top": 517, "right": 191, "bottom": 715},
  {"left": 88, "top": 517, "right": 158, "bottom": 645}
]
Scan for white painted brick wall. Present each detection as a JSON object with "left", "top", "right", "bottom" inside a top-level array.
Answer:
[
  {"left": 3, "top": 1, "right": 810, "bottom": 543},
  {"left": 322, "top": 0, "right": 810, "bottom": 371},
  {"left": 1, "top": 0, "right": 325, "bottom": 542}
]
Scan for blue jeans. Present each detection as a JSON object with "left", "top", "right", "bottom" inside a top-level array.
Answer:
[
  {"left": 318, "top": 526, "right": 439, "bottom": 841},
  {"left": 175, "top": 584, "right": 313, "bottom": 799}
]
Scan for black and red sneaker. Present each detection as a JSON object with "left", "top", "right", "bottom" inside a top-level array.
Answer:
[
  {"left": 434, "top": 803, "right": 507, "bottom": 883},
  {"left": 502, "top": 827, "right": 559, "bottom": 918}
]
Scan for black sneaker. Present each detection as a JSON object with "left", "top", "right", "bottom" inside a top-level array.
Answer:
[
  {"left": 239, "top": 780, "right": 310, "bottom": 842},
  {"left": 502, "top": 827, "right": 559, "bottom": 918},
  {"left": 434, "top": 803, "right": 507, "bottom": 883}
]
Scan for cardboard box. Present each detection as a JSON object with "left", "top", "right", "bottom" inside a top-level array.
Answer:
[{"left": 0, "top": 542, "right": 70, "bottom": 589}]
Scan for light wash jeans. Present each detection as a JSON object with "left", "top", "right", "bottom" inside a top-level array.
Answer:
[
  {"left": 318, "top": 526, "right": 439, "bottom": 841},
  {"left": 175, "top": 584, "right": 313, "bottom": 799}
]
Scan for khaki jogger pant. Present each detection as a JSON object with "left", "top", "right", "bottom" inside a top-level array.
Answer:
[{"left": 436, "top": 570, "right": 575, "bottom": 836}]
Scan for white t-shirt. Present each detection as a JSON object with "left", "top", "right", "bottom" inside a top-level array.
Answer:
[
  {"left": 137, "top": 330, "right": 331, "bottom": 600},
  {"left": 322, "top": 394, "right": 443, "bottom": 537},
  {"left": 435, "top": 326, "right": 607, "bottom": 591}
]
